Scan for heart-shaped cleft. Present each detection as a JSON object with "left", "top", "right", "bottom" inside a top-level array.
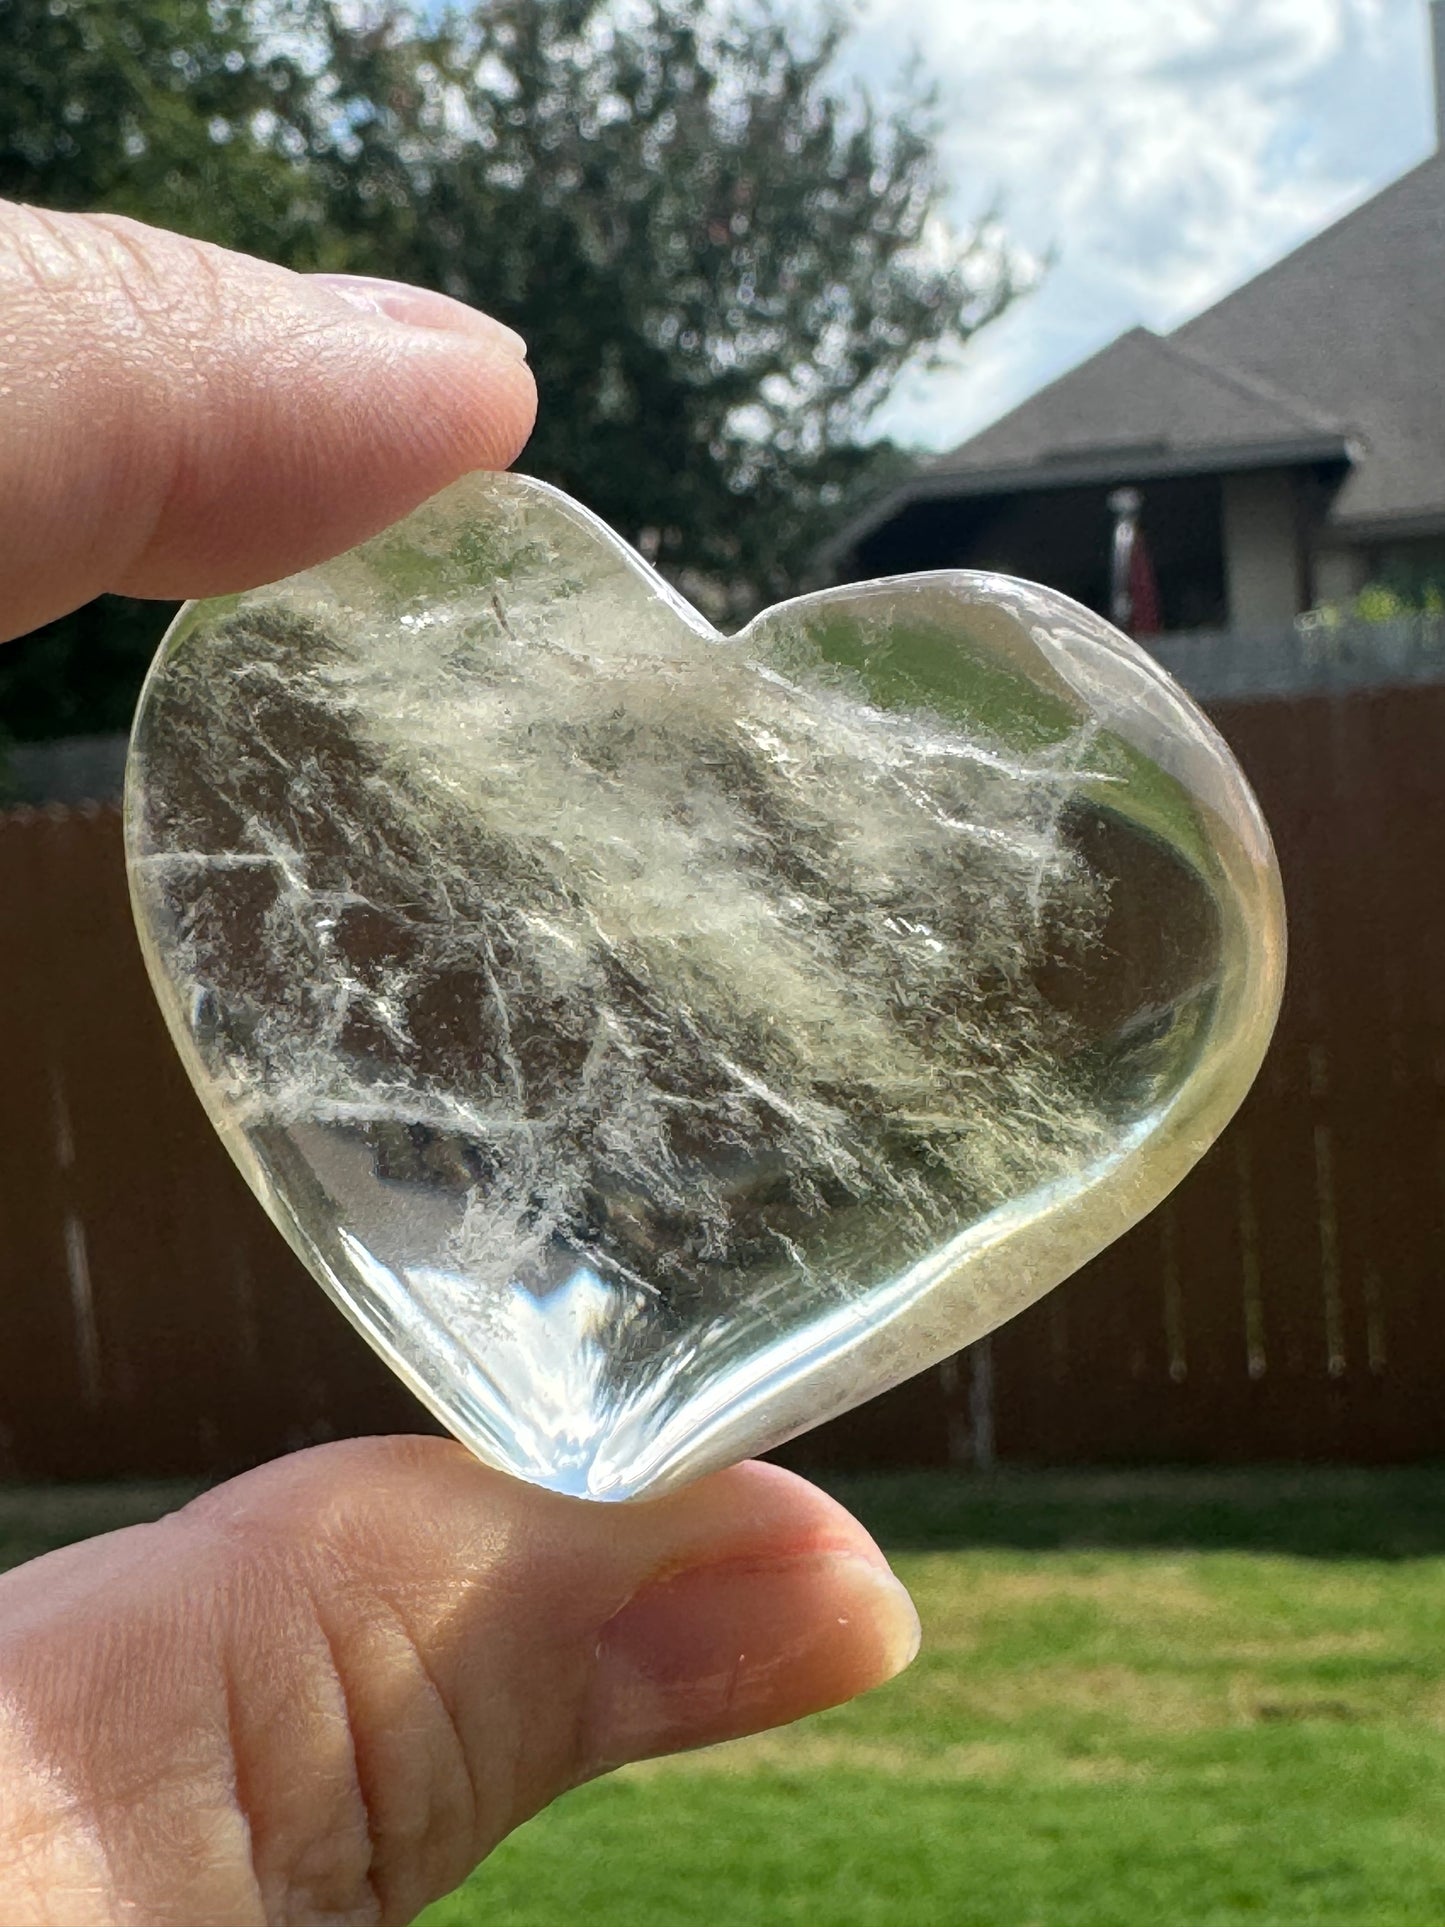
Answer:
[{"left": 125, "top": 472, "right": 1284, "bottom": 1500}]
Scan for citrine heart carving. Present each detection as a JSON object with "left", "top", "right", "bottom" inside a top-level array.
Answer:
[{"left": 125, "top": 472, "right": 1284, "bottom": 1499}]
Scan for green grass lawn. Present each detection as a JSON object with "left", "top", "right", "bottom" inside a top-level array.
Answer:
[{"left": 6, "top": 1469, "right": 1445, "bottom": 1925}]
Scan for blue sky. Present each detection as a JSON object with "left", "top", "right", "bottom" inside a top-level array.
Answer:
[{"left": 837, "top": 0, "right": 1436, "bottom": 451}]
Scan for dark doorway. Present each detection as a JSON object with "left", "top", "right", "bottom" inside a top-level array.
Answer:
[{"left": 847, "top": 474, "right": 1228, "bottom": 632}]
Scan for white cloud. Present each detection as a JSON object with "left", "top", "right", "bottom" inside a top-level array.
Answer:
[{"left": 835, "top": 0, "right": 1435, "bottom": 447}]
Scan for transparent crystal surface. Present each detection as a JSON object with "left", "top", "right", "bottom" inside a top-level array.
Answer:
[{"left": 125, "top": 472, "right": 1285, "bottom": 1499}]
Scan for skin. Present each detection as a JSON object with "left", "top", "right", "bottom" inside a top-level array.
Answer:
[{"left": 0, "top": 202, "right": 921, "bottom": 1927}]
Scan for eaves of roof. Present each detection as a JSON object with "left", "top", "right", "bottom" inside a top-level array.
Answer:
[
  {"left": 819, "top": 432, "right": 1352, "bottom": 571},
  {"left": 1327, "top": 502, "right": 1445, "bottom": 541}
]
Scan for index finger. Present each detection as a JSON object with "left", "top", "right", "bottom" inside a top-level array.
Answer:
[{"left": 0, "top": 202, "right": 537, "bottom": 642}]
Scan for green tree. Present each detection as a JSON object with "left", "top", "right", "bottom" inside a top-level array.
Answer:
[
  {"left": 0, "top": 0, "right": 335, "bottom": 259},
  {"left": 299, "top": 0, "right": 1020, "bottom": 620},
  {"left": 0, "top": 0, "right": 1025, "bottom": 743}
]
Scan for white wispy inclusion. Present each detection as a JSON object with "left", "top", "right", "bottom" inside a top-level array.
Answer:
[{"left": 125, "top": 471, "right": 1262, "bottom": 1499}]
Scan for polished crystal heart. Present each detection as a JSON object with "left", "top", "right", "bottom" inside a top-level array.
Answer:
[{"left": 125, "top": 472, "right": 1284, "bottom": 1499}]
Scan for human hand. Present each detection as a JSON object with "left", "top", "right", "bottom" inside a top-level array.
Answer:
[{"left": 0, "top": 203, "right": 920, "bottom": 1927}]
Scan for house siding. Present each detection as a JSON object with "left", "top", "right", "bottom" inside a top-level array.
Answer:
[
  {"left": 1312, "top": 546, "right": 1371, "bottom": 608},
  {"left": 1223, "top": 472, "right": 1303, "bottom": 628}
]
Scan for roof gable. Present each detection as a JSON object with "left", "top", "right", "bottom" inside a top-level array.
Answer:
[{"left": 1176, "top": 150, "right": 1445, "bottom": 531}]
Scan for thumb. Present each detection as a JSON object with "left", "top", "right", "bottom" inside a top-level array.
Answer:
[
  {"left": 0, "top": 202, "right": 537, "bottom": 641},
  {"left": 0, "top": 1437, "right": 918, "bottom": 1927}
]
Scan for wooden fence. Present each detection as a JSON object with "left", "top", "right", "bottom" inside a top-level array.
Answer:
[{"left": 2, "top": 681, "right": 1444, "bottom": 1481}]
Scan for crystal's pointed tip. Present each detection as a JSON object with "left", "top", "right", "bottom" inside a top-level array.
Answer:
[{"left": 480, "top": 1446, "right": 662, "bottom": 1505}]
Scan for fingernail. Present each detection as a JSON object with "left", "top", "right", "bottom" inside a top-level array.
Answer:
[
  {"left": 586, "top": 1550, "right": 920, "bottom": 1771},
  {"left": 308, "top": 273, "right": 528, "bottom": 358}
]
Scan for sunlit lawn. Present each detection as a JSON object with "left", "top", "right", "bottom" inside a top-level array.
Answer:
[
  {"left": 6, "top": 1469, "right": 1445, "bottom": 1926},
  {"left": 426, "top": 1470, "right": 1445, "bottom": 1927}
]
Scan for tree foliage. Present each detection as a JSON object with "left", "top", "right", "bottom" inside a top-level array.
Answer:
[
  {"left": 0, "top": 0, "right": 1025, "bottom": 739},
  {"left": 295, "top": 1, "right": 1021, "bottom": 616},
  {"left": 0, "top": 0, "right": 332, "bottom": 260}
]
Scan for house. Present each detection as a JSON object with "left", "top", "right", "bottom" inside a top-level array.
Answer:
[{"left": 824, "top": 8, "right": 1445, "bottom": 634}]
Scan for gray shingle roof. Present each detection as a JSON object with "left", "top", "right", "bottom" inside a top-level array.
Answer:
[
  {"left": 1177, "top": 150, "right": 1445, "bottom": 534},
  {"left": 836, "top": 148, "right": 1445, "bottom": 561},
  {"left": 926, "top": 326, "right": 1348, "bottom": 483}
]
